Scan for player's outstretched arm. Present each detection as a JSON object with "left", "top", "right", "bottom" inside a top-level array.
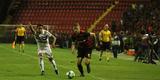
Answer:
[
  {"left": 99, "top": 31, "right": 102, "bottom": 42},
  {"left": 90, "top": 32, "right": 98, "bottom": 47},
  {"left": 51, "top": 34, "right": 57, "bottom": 47},
  {"left": 24, "top": 26, "right": 27, "bottom": 39},
  {"left": 109, "top": 31, "right": 112, "bottom": 42},
  {"left": 90, "top": 32, "right": 95, "bottom": 36},
  {"left": 99, "top": 31, "right": 103, "bottom": 45},
  {"left": 29, "top": 22, "right": 36, "bottom": 35}
]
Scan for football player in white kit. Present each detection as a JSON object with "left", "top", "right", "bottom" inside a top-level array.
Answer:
[{"left": 29, "top": 23, "right": 58, "bottom": 75}]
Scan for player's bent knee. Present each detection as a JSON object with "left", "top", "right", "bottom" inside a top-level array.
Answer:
[
  {"left": 84, "top": 58, "right": 90, "bottom": 64},
  {"left": 77, "top": 60, "right": 81, "bottom": 65},
  {"left": 77, "top": 62, "right": 81, "bottom": 65},
  {"left": 39, "top": 57, "right": 43, "bottom": 60},
  {"left": 48, "top": 57, "right": 53, "bottom": 61},
  {"left": 38, "top": 53, "right": 43, "bottom": 58},
  {"left": 85, "top": 60, "right": 90, "bottom": 63}
]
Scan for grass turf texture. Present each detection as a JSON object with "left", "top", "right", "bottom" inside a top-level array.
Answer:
[{"left": 0, "top": 43, "right": 160, "bottom": 80}]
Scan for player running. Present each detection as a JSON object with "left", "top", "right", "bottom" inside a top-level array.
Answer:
[
  {"left": 99, "top": 24, "right": 112, "bottom": 61},
  {"left": 29, "top": 23, "right": 58, "bottom": 75},
  {"left": 71, "top": 23, "right": 96, "bottom": 77}
]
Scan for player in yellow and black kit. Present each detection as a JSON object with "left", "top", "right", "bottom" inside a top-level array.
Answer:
[
  {"left": 15, "top": 24, "right": 26, "bottom": 52},
  {"left": 99, "top": 24, "right": 112, "bottom": 61}
]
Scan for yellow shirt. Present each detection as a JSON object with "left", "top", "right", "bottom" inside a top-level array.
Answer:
[
  {"left": 16, "top": 27, "right": 26, "bottom": 36},
  {"left": 99, "top": 30, "right": 111, "bottom": 42}
]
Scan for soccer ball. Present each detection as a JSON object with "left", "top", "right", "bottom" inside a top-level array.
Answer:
[{"left": 66, "top": 70, "right": 75, "bottom": 79}]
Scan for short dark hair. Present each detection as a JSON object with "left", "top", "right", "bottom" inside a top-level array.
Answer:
[{"left": 37, "top": 24, "right": 43, "bottom": 29}]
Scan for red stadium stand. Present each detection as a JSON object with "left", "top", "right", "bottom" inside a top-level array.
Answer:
[{"left": 12, "top": 0, "right": 150, "bottom": 34}]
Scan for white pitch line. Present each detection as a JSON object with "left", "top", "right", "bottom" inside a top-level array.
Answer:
[
  {"left": 88, "top": 74, "right": 105, "bottom": 80},
  {"left": 0, "top": 45, "right": 106, "bottom": 80}
]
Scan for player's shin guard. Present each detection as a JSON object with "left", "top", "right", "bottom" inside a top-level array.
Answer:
[
  {"left": 77, "top": 64, "right": 84, "bottom": 76},
  {"left": 19, "top": 44, "right": 21, "bottom": 52},
  {"left": 22, "top": 44, "right": 25, "bottom": 52},
  {"left": 39, "top": 58, "right": 44, "bottom": 72},
  {"left": 106, "top": 52, "right": 111, "bottom": 62}
]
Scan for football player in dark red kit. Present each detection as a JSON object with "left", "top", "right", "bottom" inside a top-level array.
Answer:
[{"left": 71, "top": 23, "right": 96, "bottom": 77}]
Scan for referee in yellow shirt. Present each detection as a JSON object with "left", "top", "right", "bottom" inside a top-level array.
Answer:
[
  {"left": 99, "top": 24, "right": 112, "bottom": 61},
  {"left": 15, "top": 24, "right": 26, "bottom": 52}
]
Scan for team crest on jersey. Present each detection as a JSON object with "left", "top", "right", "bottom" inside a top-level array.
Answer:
[
  {"left": 39, "top": 34, "right": 47, "bottom": 40},
  {"left": 36, "top": 34, "right": 48, "bottom": 43}
]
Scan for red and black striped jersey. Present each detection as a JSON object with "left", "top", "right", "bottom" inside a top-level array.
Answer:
[{"left": 72, "top": 30, "right": 95, "bottom": 48}]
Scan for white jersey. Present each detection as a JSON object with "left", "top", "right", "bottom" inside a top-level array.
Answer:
[{"left": 34, "top": 30, "right": 53, "bottom": 49}]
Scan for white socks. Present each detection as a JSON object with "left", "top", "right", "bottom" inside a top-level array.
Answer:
[
  {"left": 39, "top": 58, "right": 44, "bottom": 72},
  {"left": 39, "top": 58, "right": 58, "bottom": 72},
  {"left": 51, "top": 59, "right": 58, "bottom": 70}
]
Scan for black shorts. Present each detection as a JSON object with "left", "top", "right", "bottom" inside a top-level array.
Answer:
[
  {"left": 100, "top": 42, "right": 111, "bottom": 51},
  {"left": 77, "top": 48, "right": 92, "bottom": 59},
  {"left": 16, "top": 36, "right": 25, "bottom": 44}
]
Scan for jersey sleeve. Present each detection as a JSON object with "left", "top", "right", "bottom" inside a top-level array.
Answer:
[
  {"left": 45, "top": 30, "right": 53, "bottom": 37},
  {"left": 99, "top": 30, "right": 103, "bottom": 41}
]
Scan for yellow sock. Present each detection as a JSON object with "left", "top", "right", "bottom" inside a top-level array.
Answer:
[
  {"left": 106, "top": 52, "right": 111, "bottom": 61},
  {"left": 19, "top": 44, "right": 22, "bottom": 51},
  {"left": 22, "top": 44, "right": 24, "bottom": 50}
]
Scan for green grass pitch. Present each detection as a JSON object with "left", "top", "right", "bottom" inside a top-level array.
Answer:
[{"left": 0, "top": 43, "right": 160, "bottom": 80}]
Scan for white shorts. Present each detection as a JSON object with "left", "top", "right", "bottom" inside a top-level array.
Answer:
[{"left": 38, "top": 46, "right": 53, "bottom": 58}]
